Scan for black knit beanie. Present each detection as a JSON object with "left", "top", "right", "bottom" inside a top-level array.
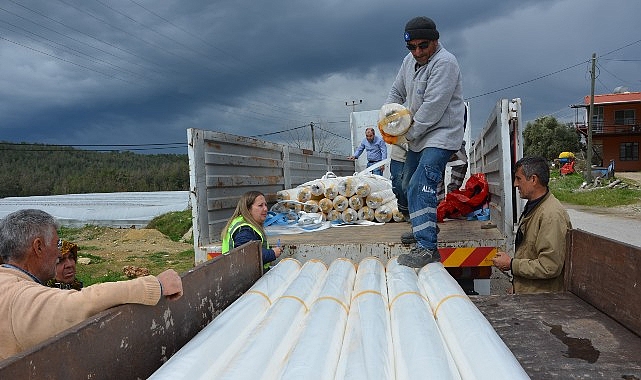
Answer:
[{"left": 404, "top": 16, "right": 439, "bottom": 41}]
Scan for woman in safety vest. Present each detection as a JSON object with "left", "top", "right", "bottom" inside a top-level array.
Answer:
[{"left": 220, "top": 191, "right": 283, "bottom": 267}]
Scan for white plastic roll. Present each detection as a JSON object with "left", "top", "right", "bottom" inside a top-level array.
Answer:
[
  {"left": 418, "top": 263, "right": 530, "bottom": 380},
  {"left": 366, "top": 189, "right": 396, "bottom": 209},
  {"left": 332, "top": 195, "right": 349, "bottom": 212},
  {"left": 304, "top": 200, "right": 320, "bottom": 213},
  {"left": 323, "top": 179, "right": 340, "bottom": 200},
  {"left": 341, "top": 208, "right": 358, "bottom": 223},
  {"left": 378, "top": 103, "right": 412, "bottom": 136},
  {"left": 357, "top": 206, "right": 375, "bottom": 221},
  {"left": 374, "top": 199, "right": 397, "bottom": 223},
  {"left": 277, "top": 189, "right": 299, "bottom": 202},
  {"left": 318, "top": 198, "right": 334, "bottom": 213},
  {"left": 149, "top": 259, "right": 302, "bottom": 380},
  {"left": 335, "top": 257, "right": 393, "bottom": 380},
  {"left": 309, "top": 181, "right": 325, "bottom": 196},
  {"left": 279, "top": 259, "right": 357, "bottom": 380},
  {"left": 337, "top": 177, "right": 356, "bottom": 197},
  {"left": 393, "top": 208, "right": 406, "bottom": 222},
  {"left": 297, "top": 187, "right": 313, "bottom": 202},
  {"left": 326, "top": 209, "right": 341, "bottom": 221},
  {"left": 386, "top": 259, "right": 461, "bottom": 380},
  {"left": 215, "top": 260, "right": 328, "bottom": 380},
  {"left": 348, "top": 196, "right": 364, "bottom": 211}
]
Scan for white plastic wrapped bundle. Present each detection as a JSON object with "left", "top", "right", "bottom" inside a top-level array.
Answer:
[
  {"left": 378, "top": 103, "right": 412, "bottom": 136},
  {"left": 309, "top": 181, "right": 326, "bottom": 196},
  {"left": 335, "top": 257, "right": 393, "bottom": 380},
  {"left": 337, "top": 177, "right": 356, "bottom": 197},
  {"left": 304, "top": 200, "right": 319, "bottom": 213},
  {"left": 323, "top": 179, "right": 340, "bottom": 200},
  {"left": 279, "top": 259, "right": 357, "bottom": 380},
  {"left": 297, "top": 187, "right": 313, "bottom": 202},
  {"left": 374, "top": 199, "right": 396, "bottom": 223},
  {"left": 283, "top": 201, "right": 303, "bottom": 212},
  {"left": 418, "top": 263, "right": 530, "bottom": 380},
  {"left": 353, "top": 175, "right": 392, "bottom": 196},
  {"left": 277, "top": 189, "right": 299, "bottom": 202},
  {"left": 271, "top": 202, "right": 289, "bottom": 213},
  {"left": 318, "top": 198, "right": 334, "bottom": 213},
  {"left": 357, "top": 206, "right": 375, "bottom": 221},
  {"left": 348, "top": 196, "right": 364, "bottom": 211},
  {"left": 216, "top": 260, "right": 328, "bottom": 380},
  {"left": 386, "top": 259, "right": 461, "bottom": 380},
  {"left": 366, "top": 189, "right": 396, "bottom": 209},
  {"left": 393, "top": 209, "right": 406, "bottom": 222},
  {"left": 341, "top": 208, "right": 358, "bottom": 223},
  {"left": 354, "top": 181, "right": 371, "bottom": 197},
  {"left": 149, "top": 259, "right": 302, "bottom": 379},
  {"left": 326, "top": 209, "right": 341, "bottom": 221},
  {"left": 332, "top": 195, "right": 349, "bottom": 212}
]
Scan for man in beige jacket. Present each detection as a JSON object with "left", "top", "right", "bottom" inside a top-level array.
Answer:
[
  {"left": 0, "top": 209, "right": 183, "bottom": 360},
  {"left": 492, "top": 156, "right": 572, "bottom": 293}
]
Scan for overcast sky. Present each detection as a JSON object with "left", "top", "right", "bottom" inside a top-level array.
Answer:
[{"left": 1, "top": 0, "right": 640, "bottom": 155}]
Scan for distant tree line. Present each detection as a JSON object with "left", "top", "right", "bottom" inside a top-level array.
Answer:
[
  {"left": 0, "top": 143, "right": 189, "bottom": 198},
  {"left": 523, "top": 116, "right": 583, "bottom": 161}
]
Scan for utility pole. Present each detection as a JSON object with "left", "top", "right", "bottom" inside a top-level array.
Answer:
[
  {"left": 586, "top": 53, "right": 596, "bottom": 182},
  {"left": 345, "top": 99, "right": 363, "bottom": 113},
  {"left": 310, "top": 122, "right": 316, "bottom": 151}
]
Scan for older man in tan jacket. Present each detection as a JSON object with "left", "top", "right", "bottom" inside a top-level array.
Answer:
[{"left": 0, "top": 209, "right": 183, "bottom": 360}]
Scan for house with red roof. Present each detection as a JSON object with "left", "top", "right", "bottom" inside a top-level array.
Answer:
[{"left": 574, "top": 91, "right": 641, "bottom": 172}]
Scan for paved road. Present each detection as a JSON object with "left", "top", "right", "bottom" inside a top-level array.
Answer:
[{"left": 566, "top": 208, "right": 641, "bottom": 248}]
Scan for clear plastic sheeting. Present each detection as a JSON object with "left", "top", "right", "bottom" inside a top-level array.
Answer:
[
  {"left": 386, "top": 259, "right": 461, "bottom": 380},
  {"left": 418, "top": 263, "right": 530, "bottom": 380},
  {"left": 0, "top": 191, "right": 189, "bottom": 227},
  {"left": 153, "top": 257, "right": 530, "bottom": 380},
  {"left": 149, "top": 258, "right": 302, "bottom": 380},
  {"left": 335, "top": 257, "right": 394, "bottom": 380},
  {"left": 217, "top": 260, "right": 328, "bottom": 380},
  {"left": 279, "top": 258, "right": 356, "bottom": 380}
]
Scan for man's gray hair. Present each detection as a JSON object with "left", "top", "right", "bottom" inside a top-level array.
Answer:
[
  {"left": 0, "top": 209, "right": 59, "bottom": 263},
  {"left": 515, "top": 156, "right": 550, "bottom": 186}
]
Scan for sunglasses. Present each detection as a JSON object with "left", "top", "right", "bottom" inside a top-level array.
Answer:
[{"left": 406, "top": 41, "right": 430, "bottom": 51}]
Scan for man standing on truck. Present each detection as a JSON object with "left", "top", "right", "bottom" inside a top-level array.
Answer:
[
  {"left": 492, "top": 156, "right": 572, "bottom": 293},
  {"left": 384, "top": 16, "right": 465, "bottom": 267},
  {"left": 348, "top": 127, "right": 387, "bottom": 176},
  {"left": 0, "top": 209, "right": 184, "bottom": 360}
]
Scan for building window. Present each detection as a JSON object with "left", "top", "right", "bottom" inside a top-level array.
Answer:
[
  {"left": 620, "top": 142, "right": 639, "bottom": 161},
  {"left": 592, "top": 106, "right": 604, "bottom": 132},
  {"left": 614, "top": 109, "right": 635, "bottom": 125}
]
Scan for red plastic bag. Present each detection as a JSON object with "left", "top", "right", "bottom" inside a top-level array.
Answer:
[{"left": 437, "top": 173, "right": 490, "bottom": 222}]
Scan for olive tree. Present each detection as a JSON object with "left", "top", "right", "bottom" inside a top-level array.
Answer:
[{"left": 523, "top": 116, "right": 582, "bottom": 161}]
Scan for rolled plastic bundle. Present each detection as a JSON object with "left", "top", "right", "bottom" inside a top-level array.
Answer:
[
  {"left": 304, "top": 200, "right": 320, "bottom": 213},
  {"left": 337, "top": 177, "right": 356, "bottom": 197},
  {"left": 279, "top": 259, "right": 356, "bottom": 380},
  {"left": 418, "top": 263, "right": 530, "bottom": 380},
  {"left": 318, "top": 198, "right": 334, "bottom": 213},
  {"left": 215, "top": 260, "right": 328, "bottom": 380},
  {"left": 358, "top": 206, "right": 375, "bottom": 221},
  {"left": 378, "top": 103, "right": 412, "bottom": 136},
  {"left": 393, "top": 209, "right": 406, "bottom": 222},
  {"left": 341, "top": 208, "right": 358, "bottom": 223},
  {"left": 149, "top": 259, "right": 302, "bottom": 380},
  {"left": 366, "top": 189, "right": 396, "bottom": 209},
  {"left": 323, "top": 179, "right": 340, "bottom": 200},
  {"left": 374, "top": 199, "right": 396, "bottom": 223},
  {"left": 354, "top": 181, "right": 371, "bottom": 198},
  {"left": 335, "top": 257, "right": 393, "bottom": 380},
  {"left": 348, "top": 196, "right": 364, "bottom": 211},
  {"left": 271, "top": 202, "right": 289, "bottom": 213},
  {"left": 332, "top": 195, "right": 349, "bottom": 212},
  {"left": 309, "top": 181, "right": 326, "bottom": 197},
  {"left": 277, "top": 189, "right": 299, "bottom": 202},
  {"left": 386, "top": 259, "right": 461, "bottom": 380},
  {"left": 297, "top": 187, "right": 313, "bottom": 202},
  {"left": 283, "top": 201, "right": 303, "bottom": 213},
  {"left": 326, "top": 209, "right": 341, "bottom": 221}
]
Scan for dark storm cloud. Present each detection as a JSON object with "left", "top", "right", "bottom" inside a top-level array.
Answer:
[{"left": 1, "top": 0, "right": 639, "bottom": 154}]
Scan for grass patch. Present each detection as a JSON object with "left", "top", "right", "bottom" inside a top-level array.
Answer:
[
  {"left": 146, "top": 209, "right": 192, "bottom": 242},
  {"left": 549, "top": 171, "right": 641, "bottom": 207}
]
